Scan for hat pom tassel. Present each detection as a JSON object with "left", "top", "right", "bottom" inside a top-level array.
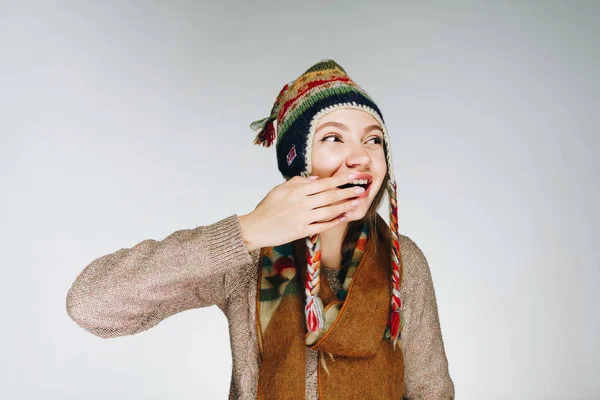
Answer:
[
  {"left": 251, "top": 117, "right": 276, "bottom": 147},
  {"left": 384, "top": 309, "right": 406, "bottom": 349}
]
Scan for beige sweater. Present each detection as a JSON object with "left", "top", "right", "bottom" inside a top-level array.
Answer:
[{"left": 66, "top": 214, "right": 455, "bottom": 399}]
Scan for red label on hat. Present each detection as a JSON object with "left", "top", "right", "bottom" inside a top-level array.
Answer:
[{"left": 287, "top": 145, "right": 296, "bottom": 165}]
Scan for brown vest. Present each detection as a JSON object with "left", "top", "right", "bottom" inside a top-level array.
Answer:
[{"left": 256, "top": 225, "right": 405, "bottom": 399}]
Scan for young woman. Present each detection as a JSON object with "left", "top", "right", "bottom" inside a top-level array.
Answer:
[{"left": 66, "top": 59, "right": 455, "bottom": 399}]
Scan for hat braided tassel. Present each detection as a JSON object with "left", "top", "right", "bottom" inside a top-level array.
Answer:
[
  {"left": 250, "top": 83, "right": 290, "bottom": 148},
  {"left": 251, "top": 118, "right": 276, "bottom": 147},
  {"left": 305, "top": 234, "right": 325, "bottom": 332},
  {"left": 385, "top": 181, "right": 406, "bottom": 350}
]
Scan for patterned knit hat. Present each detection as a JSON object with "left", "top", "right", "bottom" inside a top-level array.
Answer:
[{"left": 250, "top": 59, "right": 405, "bottom": 348}]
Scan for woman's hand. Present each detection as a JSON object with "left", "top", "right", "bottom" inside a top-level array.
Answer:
[{"left": 238, "top": 174, "right": 365, "bottom": 252}]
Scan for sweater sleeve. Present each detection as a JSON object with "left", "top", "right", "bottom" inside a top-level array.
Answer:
[
  {"left": 400, "top": 236, "right": 455, "bottom": 399},
  {"left": 66, "top": 214, "right": 253, "bottom": 339}
]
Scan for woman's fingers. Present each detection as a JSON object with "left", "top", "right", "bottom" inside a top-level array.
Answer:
[
  {"left": 308, "top": 185, "right": 364, "bottom": 209},
  {"left": 300, "top": 174, "right": 357, "bottom": 196},
  {"left": 245, "top": 173, "right": 365, "bottom": 248},
  {"left": 309, "top": 197, "right": 359, "bottom": 224}
]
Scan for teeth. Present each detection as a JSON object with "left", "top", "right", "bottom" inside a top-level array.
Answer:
[{"left": 351, "top": 179, "right": 369, "bottom": 185}]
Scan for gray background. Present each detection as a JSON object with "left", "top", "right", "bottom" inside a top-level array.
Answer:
[{"left": 2, "top": 1, "right": 599, "bottom": 399}]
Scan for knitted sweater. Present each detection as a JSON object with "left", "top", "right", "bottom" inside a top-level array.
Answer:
[{"left": 66, "top": 214, "right": 455, "bottom": 399}]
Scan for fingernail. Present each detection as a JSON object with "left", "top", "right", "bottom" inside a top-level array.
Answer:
[
  {"left": 340, "top": 216, "right": 347, "bottom": 222},
  {"left": 308, "top": 176, "right": 318, "bottom": 180},
  {"left": 351, "top": 200, "right": 359, "bottom": 207},
  {"left": 349, "top": 174, "right": 356, "bottom": 180},
  {"left": 355, "top": 187, "right": 365, "bottom": 194}
]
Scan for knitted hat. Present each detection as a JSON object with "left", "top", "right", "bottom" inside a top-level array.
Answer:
[{"left": 250, "top": 59, "right": 404, "bottom": 348}]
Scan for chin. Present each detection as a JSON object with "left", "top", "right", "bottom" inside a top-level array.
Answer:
[{"left": 349, "top": 203, "right": 370, "bottom": 221}]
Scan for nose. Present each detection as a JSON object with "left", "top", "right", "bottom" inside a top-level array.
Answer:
[{"left": 345, "top": 144, "right": 371, "bottom": 169}]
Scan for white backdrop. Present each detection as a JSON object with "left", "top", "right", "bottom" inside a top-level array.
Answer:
[{"left": 2, "top": 1, "right": 599, "bottom": 399}]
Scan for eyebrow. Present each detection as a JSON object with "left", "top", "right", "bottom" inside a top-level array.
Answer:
[{"left": 315, "top": 121, "right": 383, "bottom": 135}]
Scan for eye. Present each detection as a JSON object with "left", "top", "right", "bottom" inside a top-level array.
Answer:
[
  {"left": 321, "top": 134, "right": 342, "bottom": 142},
  {"left": 320, "top": 134, "right": 383, "bottom": 145}
]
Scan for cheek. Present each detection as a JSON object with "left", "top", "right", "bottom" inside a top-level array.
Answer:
[
  {"left": 372, "top": 156, "right": 388, "bottom": 190},
  {"left": 311, "top": 147, "right": 343, "bottom": 174},
  {"left": 371, "top": 151, "right": 387, "bottom": 172}
]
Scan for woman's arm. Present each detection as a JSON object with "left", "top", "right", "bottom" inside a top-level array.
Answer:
[
  {"left": 66, "top": 214, "right": 253, "bottom": 339},
  {"left": 400, "top": 237, "right": 455, "bottom": 399}
]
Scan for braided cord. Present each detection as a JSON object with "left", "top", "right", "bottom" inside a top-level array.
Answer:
[
  {"left": 305, "top": 234, "right": 325, "bottom": 332},
  {"left": 385, "top": 180, "right": 405, "bottom": 350}
]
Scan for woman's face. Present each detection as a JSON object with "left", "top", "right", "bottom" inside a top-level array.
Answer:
[{"left": 311, "top": 108, "right": 387, "bottom": 221}]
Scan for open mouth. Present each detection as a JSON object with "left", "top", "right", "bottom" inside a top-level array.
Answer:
[{"left": 337, "top": 178, "right": 372, "bottom": 191}]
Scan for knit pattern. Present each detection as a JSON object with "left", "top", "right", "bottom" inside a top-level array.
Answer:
[{"left": 250, "top": 59, "right": 386, "bottom": 180}]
